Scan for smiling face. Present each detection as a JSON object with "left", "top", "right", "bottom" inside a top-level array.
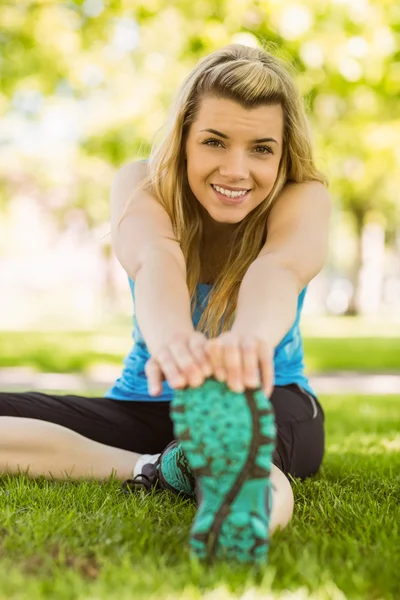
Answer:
[{"left": 185, "top": 96, "right": 284, "bottom": 236}]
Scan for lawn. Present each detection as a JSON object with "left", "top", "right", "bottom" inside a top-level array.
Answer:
[
  {"left": 0, "top": 393, "right": 398, "bottom": 600},
  {"left": 1, "top": 324, "right": 400, "bottom": 374}
]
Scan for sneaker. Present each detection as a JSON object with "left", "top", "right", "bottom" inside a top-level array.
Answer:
[
  {"left": 121, "top": 440, "right": 196, "bottom": 498},
  {"left": 170, "top": 377, "right": 276, "bottom": 564}
]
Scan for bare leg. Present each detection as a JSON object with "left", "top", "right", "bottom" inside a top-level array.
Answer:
[
  {"left": 0, "top": 416, "right": 296, "bottom": 526},
  {"left": 0, "top": 417, "right": 140, "bottom": 482},
  {"left": 269, "top": 464, "right": 295, "bottom": 534}
]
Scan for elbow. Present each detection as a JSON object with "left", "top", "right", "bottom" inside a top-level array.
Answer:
[
  {"left": 110, "top": 225, "right": 141, "bottom": 280},
  {"left": 143, "top": 238, "right": 187, "bottom": 278},
  {"left": 120, "top": 238, "right": 186, "bottom": 283}
]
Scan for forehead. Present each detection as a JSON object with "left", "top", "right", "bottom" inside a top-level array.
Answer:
[{"left": 192, "top": 96, "right": 283, "bottom": 140}]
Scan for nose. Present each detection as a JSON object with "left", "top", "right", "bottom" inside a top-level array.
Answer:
[{"left": 219, "top": 151, "right": 249, "bottom": 181}]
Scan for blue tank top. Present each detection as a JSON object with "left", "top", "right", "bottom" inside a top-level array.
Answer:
[{"left": 105, "top": 277, "right": 317, "bottom": 401}]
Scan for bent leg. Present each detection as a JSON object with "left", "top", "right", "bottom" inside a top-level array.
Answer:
[
  {"left": 269, "top": 464, "right": 294, "bottom": 534},
  {"left": 268, "top": 384, "right": 325, "bottom": 534}
]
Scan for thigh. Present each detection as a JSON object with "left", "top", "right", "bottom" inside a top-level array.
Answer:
[
  {"left": 0, "top": 392, "right": 174, "bottom": 455},
  {"left": 270, "top": 384, "right": 325, "bottom": 480}
]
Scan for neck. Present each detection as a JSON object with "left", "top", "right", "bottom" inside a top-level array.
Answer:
[{"left": 199, "top": 204, "right": 236, "bottom": 241}]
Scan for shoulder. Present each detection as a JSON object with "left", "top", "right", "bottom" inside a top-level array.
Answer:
[
  {"left": 112, "top": 159, "right": 150, "bottom": 196},
  {"left": 270, "top": 180, "right": 330, "bottom": 213},
  {"left": 260, "top": 180, "right": 331, "bottom": 287},
  {"left": 267, "top": 180, "right": 330, "bottom": 232}
]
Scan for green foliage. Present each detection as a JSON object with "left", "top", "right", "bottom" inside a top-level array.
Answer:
[
  {"left": 81, "top": 130, "right": 152, "bottom": 167},
  {"left": 1, "top": 0, "right": 399, "bottom": 256}
]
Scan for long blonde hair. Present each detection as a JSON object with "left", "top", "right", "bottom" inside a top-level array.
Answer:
[{"left": 120, "top": 44, "right": 327, "bottom": 338}]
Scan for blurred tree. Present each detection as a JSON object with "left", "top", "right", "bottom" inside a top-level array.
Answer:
[{"left": 1, "top": 0, "right": 399, "bottom": 313}]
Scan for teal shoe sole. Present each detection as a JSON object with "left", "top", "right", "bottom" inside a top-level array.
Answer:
[
  {"left": 158, "top": 441, "right": 196, "bottom": 497},
  {"left": 170, "top": 377, "right": 276, "bottom": 564}
]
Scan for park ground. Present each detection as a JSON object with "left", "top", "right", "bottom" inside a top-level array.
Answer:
[{"left": 0, "top": 316, "right": 399, "bottom": 599}]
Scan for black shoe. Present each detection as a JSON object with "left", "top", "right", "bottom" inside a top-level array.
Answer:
[{"left": 121, "top": 440, "right": 195, "bottom": 497}]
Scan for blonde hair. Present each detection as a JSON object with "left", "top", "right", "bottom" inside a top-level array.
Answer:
[{"left": 120, "top": 43, "right": 327, "bottom": 338}]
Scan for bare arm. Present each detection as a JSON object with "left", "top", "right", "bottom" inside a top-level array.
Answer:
[
  {"left": 135, "top": 242, "right": 195, "bottom": 355},
  {"left": 232, "top": 181, "right": 331, "bottom": 349},
  {"left": 111, "top": 161, "right": 194, "bottom": 355}
]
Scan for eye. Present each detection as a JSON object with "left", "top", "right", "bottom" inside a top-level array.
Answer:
[
  {"left": 202, "top": 139, "right": 273, "bottom": 154},
  {"left": 202, "top": 138, "right": 223, "bottom": 147},
  {"left": 255, "top": 145, "right": 273, "bottom": 155}
]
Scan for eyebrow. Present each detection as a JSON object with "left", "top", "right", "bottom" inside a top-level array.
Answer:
[{"left": 199, "top": 128, "right": 279, "bottom": 144}]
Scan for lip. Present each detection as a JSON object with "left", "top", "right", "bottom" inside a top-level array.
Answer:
[
  {"left": 212, "top": 184, "right": 250, "bottom": 192},
  {"left": 211, "top": 184, "right": 250, "bottom": 205}
]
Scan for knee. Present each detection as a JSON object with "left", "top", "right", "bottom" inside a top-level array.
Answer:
[{"left": 269, "top": 464, "right": 294, "bottom": 535}]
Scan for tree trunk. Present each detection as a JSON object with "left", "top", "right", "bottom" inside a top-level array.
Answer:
[{"left": 345, "top": 208, "right": 365, "bottom": 316}]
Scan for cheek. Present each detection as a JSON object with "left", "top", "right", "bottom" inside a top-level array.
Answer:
[
  {"left": 268, "top": 155, "right": 281, "bottom": 174},
  {"left": 261, "top": 160, "right": 281, "bottom": 187},
  {"left": 186, "top": 162, "right": 199, "bottom": 186},
  {"left": 187, "top": 155, "right": 206, "bottom": 178},
  {"left": 189, "top": 166, "right": 211, "bottom": 190},
  {"left": 186, "top": 163, "right": 209, "bottom": 199}
]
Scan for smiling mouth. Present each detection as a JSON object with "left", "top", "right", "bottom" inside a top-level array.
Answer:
[
  {"left": 210, "top": 185, "right": 251, "bottom": 206},
  {"left": 210, "top": 184, "right": 251, "bottom": 198}
]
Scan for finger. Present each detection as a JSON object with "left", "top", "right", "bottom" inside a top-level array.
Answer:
[
  {"left": 259, "top": 342, "right": 274, "bottom": 397},
  {"left": 188, "top": 334, "right": 213, "bottom": 378},
  {"left": 145, "top": 358, "right": 163, "bottom": 396},
  {"left": 156, "top": 347, "right": 187, "bottom": 389},
  {"left": 221, "top": 340, "right": 243, "bottom": 393},
  {"left": 167, "top": 339, "right": 204, "bottom": 388},
  {"left": 242, "top": 338, "right": 261, "bottom": 389},
  {"left": 205, "top": 339, "right": 225, "bottom": 381}
]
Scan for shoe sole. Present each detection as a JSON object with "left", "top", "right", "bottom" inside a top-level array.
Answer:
[
  {"left": 158, "top": 441, "right": 196, "bottom": 496},
  {"left": 170, "top": 377, "right": 276, "bottom": 564}
]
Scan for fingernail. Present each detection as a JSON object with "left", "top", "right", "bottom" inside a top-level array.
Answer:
[{"left": 216, "top": 370, "right": 225, "bottom": 382}]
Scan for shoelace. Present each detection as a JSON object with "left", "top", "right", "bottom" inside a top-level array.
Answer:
[{"left": 120, "top": 473, "right": 153, "bottom": 494}]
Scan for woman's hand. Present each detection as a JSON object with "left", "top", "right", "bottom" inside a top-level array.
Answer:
[
  {"left": 146, "top": 330, "right": 274, "bottom": 398},
  {"left": 145, "top": 331, "right": 212, "bottom": 396},
  {"left": 205, "top": 332, "right": 274, "bottom": 398}
]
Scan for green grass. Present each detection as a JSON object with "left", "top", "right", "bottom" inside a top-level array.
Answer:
[
  {"left": 1, "top": 329, "right": 400, "bottom": 374},
  {"left": 0, "top": 331, "right": 129, "bottom": 373},
  {"left": 303, "top": 337, "right": 400, "bottom": 372},
  {"left": 0, "top": 394, "right": 399, "bottom": 599}
]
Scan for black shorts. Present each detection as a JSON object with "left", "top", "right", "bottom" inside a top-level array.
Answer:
[{"left": 0, "top": 384, "right": 325, "bottom": 480}]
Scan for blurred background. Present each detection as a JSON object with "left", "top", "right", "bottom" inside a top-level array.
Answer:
[{"left": 1, "top": 0, "right": 399, "bottom": 392}]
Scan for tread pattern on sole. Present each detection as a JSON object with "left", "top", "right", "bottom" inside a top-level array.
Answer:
[
  {"left": 170, "top": 377, "right": 276, "bottom": 564},
  {"left": 158, "top": 442, "right": 196, "bottom": 496}
]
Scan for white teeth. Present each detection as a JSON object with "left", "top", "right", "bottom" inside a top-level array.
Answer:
[{"left": 212, "top": 185, "right": 248, "bottom": 199}]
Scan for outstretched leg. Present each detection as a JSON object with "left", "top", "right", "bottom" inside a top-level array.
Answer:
[
  {"left": 0, "top": 390, "right": 176, "bottom": 482},
  {"left": 0, "top": 416, "right": 140, "bottom": 481}
]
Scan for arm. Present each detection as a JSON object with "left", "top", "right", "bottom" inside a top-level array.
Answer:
[
  {"left": 111, "top": 160, "right": 177, "bottom": 279},
  {"left": 135, "top": 242, "right": 195, "bottom": 355},
  {"left": 231, "top": 259, "right": 298, "bottom": 350},
  {"left": 231, "top": 181, "right": 331, "bottom": 348},
  {"left": 111, "top": 161, "right": 194, "bottom": 355}
]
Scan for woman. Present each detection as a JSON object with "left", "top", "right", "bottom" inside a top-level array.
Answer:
[{"left": 0, "top": 44, "right": 330, "bottom": 565}]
